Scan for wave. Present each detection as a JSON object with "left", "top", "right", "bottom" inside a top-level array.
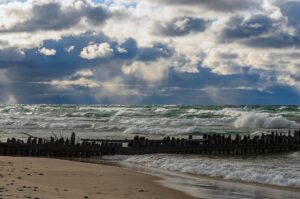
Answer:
[
  {"left": 0, "top": 105, "right": 300, "bottom": 139},
  {"left": 63, "top": 111, "right": 114, "bottom": 118},
  {"left": 233, "top": 112, "right": 300, "bottom": 129},
  {"left": 123, "top": 154, "right": 300, "bottom": 188}
]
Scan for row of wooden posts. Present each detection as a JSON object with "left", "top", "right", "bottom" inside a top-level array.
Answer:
[{"left": 0, "top": 131, "right": 300, "bottom": 158}]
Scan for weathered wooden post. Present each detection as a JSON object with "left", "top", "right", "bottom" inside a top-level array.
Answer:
[
  {"left": 165, "top": 136, "right": 171, "bottom": 147},
  {"left": 32, "top": 138, "right": 37, "bottom": 145},
  {"left": 235, "top": 134, "right": 241, "bottom": 144},
  {"left": 202, "top": 134, "right": 207, "bottom": 145},
  {"left": 279, "top": 133, "right": 283, "bottom": 144},
  {"left": 283, "top": 135, "right": 287, "bottom": 144},
  {"left": 261, "top": 133, "right": 266, "bottom": 144},
  {"left": 227, "top": 135, "right": 232, "bottom": 145},
  {"left": 133, "top": 136, "right": 139, "bottom": 148},
  {"left": 38, "top": 138, "right": 43, "bottom": 145},
  {"left": 288, "top": 131, "right": 293, "bottom": 144},
  {"left": 65, "top": 138, "right": 70, "bottom": 146},
  {"left": 295, "top": 131, "right": 300, "bottom": 144},
  {"left": 253, "top": 136, "right": 259, "bottom": 145},
  {"left": 145, "top": 138, "right": 149, "bottom": 147},
  {"left": 243, "top": 135, "right": 248, "bottom": 144},
  {"left": 50, "top": 136, "right": 55, "bottom": 144},
  {"left": 176, "top": 138, "right": 181, "bottom": 147},
  {"left": 71, "top": 132, "right": 76, "bottom": 145},
  {"left": 181, "top": 138, "right": 185, "bottom": 147},
  {"left": 217, "top": 135, "right": 221, "bottom": 145},
  {"left": 212, "top": 134, "right": 217, "bottom": 145},
  {"left": 275, "top": 132, "right": 279, "bottom": 144},
  {"left": 140, "top": 137, "right": 146, "bottom": 147},
  {"left": 271, "top": 132, "right": 275, "bottom": 144}
]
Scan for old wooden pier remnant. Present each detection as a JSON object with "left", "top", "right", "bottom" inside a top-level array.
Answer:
[{"left": 1, "top": 131, "right": 300, "bottom": 158}]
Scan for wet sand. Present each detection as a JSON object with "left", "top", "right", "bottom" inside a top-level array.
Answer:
[
  {"left": 0, "top": 156, "right": 196, "bottom": 199},
  {"left": 120, "top": 162, "right": 300, "bottom": 199}
]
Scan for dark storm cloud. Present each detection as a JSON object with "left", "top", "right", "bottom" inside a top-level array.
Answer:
[
  {"left": 155, "top": 17, "right": 207, "bottom": 37},
  {"left": 136, "top": 43, "right": 173, "bottom": 62},
  {"left": 0, "top": 2, "right": 110, "bottom": 33},
  {"left": 113, "top": 38, "right": 138, "bottom": 59},
  {"left": 243, "top": 34, "right": 300, "bottom": 49},
  {"left": 83, "top": 5, "right": 112, "bottom": 25},
  {"left": 220, "top": 12, "right": 300, "bottom": 49},
  {"left": 222, "top": 15, "right": 273, "bottom": 39},
  {"left": 151, "top": 0, "right": 259, "bottom": 12}
]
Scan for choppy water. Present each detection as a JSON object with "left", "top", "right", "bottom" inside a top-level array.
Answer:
[{"left": 0, "top": 104, "right": 300, "bottom": 189}]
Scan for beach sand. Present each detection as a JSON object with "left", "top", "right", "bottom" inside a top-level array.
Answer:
[{"left": 0, "top": 156, "right": 196, "bottom": 199}]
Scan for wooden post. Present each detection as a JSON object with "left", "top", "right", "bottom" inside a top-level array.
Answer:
[{"left": 71, "top": 132, "right": 76, "bottom": 145}]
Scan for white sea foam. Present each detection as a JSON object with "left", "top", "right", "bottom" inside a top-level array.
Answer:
[
  {"left": 290, "top": 152, "right": 300, "bottom": 158},
  {"left": 154, "top": 107, "right": 169, "bottom": 113},
  {"left": 123, "top": 126, "right": 210, "bottom": 135},
  {"left": 233, "top": 112, "right": 299, "bottom": 129},
  {"left": 123, "top": 154, "right": 300, "bottom": 188},
  {"left": 115, "top": 110, "right": 148, "bottom": 117},
  {"left": 279, "top": 106, "right": 287, "bottom": 110}
]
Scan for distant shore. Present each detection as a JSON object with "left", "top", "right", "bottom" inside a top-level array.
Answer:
[{"left": 0, "top": 156, "right": 196, "bottom": 199}]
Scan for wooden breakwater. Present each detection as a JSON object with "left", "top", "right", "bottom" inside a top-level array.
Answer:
[{"left": 1, "top": 131, "right": 300, "bottom": 158}]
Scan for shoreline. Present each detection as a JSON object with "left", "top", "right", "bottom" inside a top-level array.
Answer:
[
  {"left": 59, "top": 157, "right": 300, "bottom": 199},
  {"left": 0, "top": 156, "right": 197, "bottom": 199},
  {"left": 1, "top": 156, "right": 299, "bottom": 199},
  {"left": 116, "top": 161, "right": 300, "bottom": 199},
  {"left": 78, "top": 156, "right": 300, "bottom": 193}
]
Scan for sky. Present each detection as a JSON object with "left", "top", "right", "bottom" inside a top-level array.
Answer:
[{"left": 0, "top": 0, "right": 299, "bottom": 104}]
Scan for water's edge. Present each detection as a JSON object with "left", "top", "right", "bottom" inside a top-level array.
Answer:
[{"left": 103, "top": 158, "right": 300, "bottom": 199}]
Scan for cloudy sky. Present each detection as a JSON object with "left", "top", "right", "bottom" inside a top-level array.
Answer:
[{"left": 0, "top": 0, "right": 299, "bottom": 104}]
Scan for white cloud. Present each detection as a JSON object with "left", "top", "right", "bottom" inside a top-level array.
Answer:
[
  {"left": 51, "top": 77, "right": 100, "bottom": 89},
  {"left": 73, "top": 69, "right": 93, "bottom": 77},
  {"left": 80, "top": 42, "right": 113, "bottom": 59},
  {"left": 117, "top": 46, "right": 127, "bottom": 53},
  {"left": 65, "top": 45, "right": 75, "bottom": 52},
  {"left": 38, "top": 47, "right": 56, "bottom": 56}
]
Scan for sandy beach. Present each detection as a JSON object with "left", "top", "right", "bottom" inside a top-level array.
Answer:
[{"left": 0, "top": 156, "right": 196, "bottom": 199}]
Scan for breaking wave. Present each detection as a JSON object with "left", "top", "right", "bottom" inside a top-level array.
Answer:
[
  {"left": 1, "top": 105, "right": 299, "bottom": 138},
  {"left": 233, "top": 112, "right": 300, "bottom": 129},
  {"left": 123, "top": 154, "right": 300, "bottom": 188}
]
